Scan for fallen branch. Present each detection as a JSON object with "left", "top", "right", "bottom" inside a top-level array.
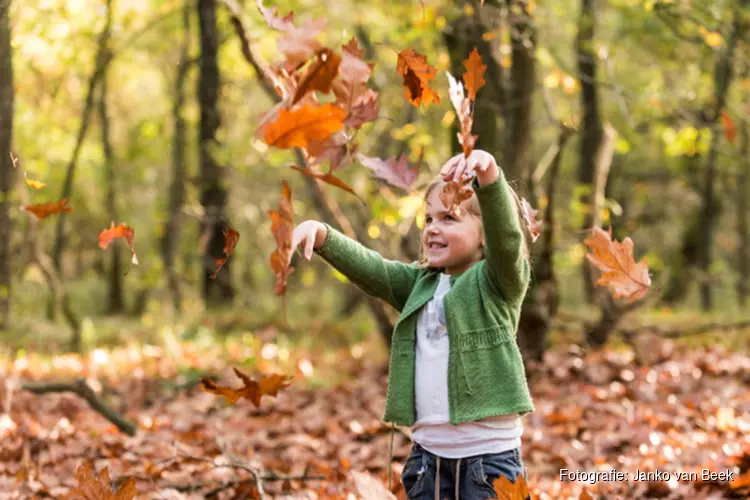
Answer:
[{"left": 21, "top": 379, "right": 137, "bottom": 436}]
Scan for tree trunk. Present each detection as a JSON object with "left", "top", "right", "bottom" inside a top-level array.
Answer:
[
  {"left": 197, "top": 0, "right": 233, "bottom": 305},
  {"left": 162, "top": 0, "right": 191, "bottom": 312},
  {"left": 697, "top": 1, "right": 744, "bottom": 311},
  {"left": 0, "top": 0, "right": 14, "bottom": 332},
  {"left": 737, "top": 78, "right": 749, "bottom": 307},
  {"left": 576, "top": 0, "right": 603, "bottom": 304},
  {"left": 503, "top": 0, "right": 536, "bottom": 185},
  {"left": 98, "top": 41, "right": 125, "bottom": 314}
]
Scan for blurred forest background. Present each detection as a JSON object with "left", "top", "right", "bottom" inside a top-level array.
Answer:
[{"left": 0, "top": 0, "right": 748, "bottom": 498}]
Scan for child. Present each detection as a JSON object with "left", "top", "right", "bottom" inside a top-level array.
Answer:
[{"left": 290, "top": 149, "right": 534, "bottom": 499}]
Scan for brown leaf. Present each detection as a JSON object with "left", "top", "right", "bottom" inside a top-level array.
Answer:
[
  {"left": 492, "top": 473, "right": 530, "bottom": 500},
  {"left": 521, "top": 198, "right": 542, "bottom": 242},
  {"left": 98, "top": 222, "right": 139, "bottom": 265},
  {"left": 67, "top": 459, "right": 137, "bottom": 500},
  {"left": 200, "top": 368, "right": 292, "bottom": 407},
  {"left": 276, "top": 18, "right": 326, "bottom": 66},
  {"left": 268, "top": 180, "right": 295, "bottom": 304},
  {"left": 439, "top": 180, "right": 474, "bottom": 216},
  {"left": 356, "top": 153, "right": 419, "bottom": 191},
  {"left": 344, "top": 88, "right": 379, "bottom": 128},
  {"left": 292, "top": 48, "right": 342, "bottom": 105},
  {"left": 211, "top": 226, "right": 240, "bottom": 279},
  {"left": 396, "top": 49, "right": 440, "bottom": 107},
  {"left": 303, "top": 132, "right": 350, "bottom": 171},
  {"left": 462, "top": 48, "right": 487, "bottom": 101},
  {"left": 22, "top": 199, "right": 72, "bottom": 220},
  {"left": 584, "top": 226, "right": 651, "bottom": 302},
  {"left": 264, "top": 103, "right": 346, "bottom": 150},
  {"left": 256, "top": 0, "right": 295, "bottom": 31},
  {"left": 446, "top": 72, "right": 477, "bottom": 157},
  {"left": 339, "top": 38, "right": 372, "bottom": 84},
  {"left": 290, "top": 165, "right": 364, "bottom": 204},
  {"left": 720, "top": 110, "right": 736, "bottom": 143}
]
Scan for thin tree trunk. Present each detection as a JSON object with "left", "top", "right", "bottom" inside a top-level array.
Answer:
[
  {"left": 198, "top": 0, "right": 233, "bottom": 305},
  {"left": 576, "top": 0, "right": 603, "bottom": 303},
  {"left": 503, "top": 0, "right": 536, "bottom": 185},
  {"left": 737, "top": 78, "right": 749, "bottom": 307},
  {"left": 50, "top": 0, "right": 113, "bottom": 318},
  {"left": 697, "top": 1, "right": 744, "bottom": 311},
  {"left": 98, "top": 38, "right": 124, "bottom": 314},
  {"left": 0, "top": 0, "right": 14, "bottom": 332},
  {"left": 162, "top": 0, "right": 191, "bottom": 312}
]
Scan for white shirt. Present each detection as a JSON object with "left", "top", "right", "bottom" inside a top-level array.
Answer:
[{"left": 412, "top": 273, "right": 523, "bottom": 458}]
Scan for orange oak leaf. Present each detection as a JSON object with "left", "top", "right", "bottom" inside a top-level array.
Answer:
[
  {"left": 211, "top": 226, "right": 240, "bottom": 279},
  {"left": 24, "top": 172, "right": 46, "bottom": 190},
  {"left": 68, "top": 459, "right": 137, "bottom": 500},
  {"left": 98, "top": 222, "right": 139, "bottom": 265},
  {"left": 521, "top": 198, "right": 542, "bottom": 242},
  {"left": 22, "top": 199, "right": 72, "bottom": 220},
  {"left": 463, "top": 48, "right": 487, "bottom": 101},
  {"left": 268, "top": 181, "right": 295, "bottom": 320},
  {"left": 440, "top": 179, "right": 474, "bottom": 216},
  {"left": 446, "top": 72, "right": 477, "bottom": 157},
  {"left": 356, "top": 152, "right": 420, "bottom": 191},
  {"left": 200, "top": 367, "right": 292, "bottom": 407},
  {"left": 492, "top": 473, "right": 530, "bottom": 500},
  {"left": 264, "top": 103, "right": 346, "bottom": 150},
  {"left": 720, "top": 110, "right": 736, "bottom": 143},
  {"left": 396, "top": 49, "right": 440, "bottom": 107},
  {"left": 584, "top": 226, "right": 651, "bottom": 303},
  {"left": 292, "top": 48, "right": 342, "bottom": 105}
]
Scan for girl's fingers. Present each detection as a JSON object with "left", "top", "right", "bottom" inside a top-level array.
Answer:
[
  {"left": 440, "top": 154, "right": 461, "bottom": 176},
  {"left": 453, "top": 156, "right": 467, "bottom": 182},
  {"left": 304, "top": 229, "right": 315, "bottom": 260}
]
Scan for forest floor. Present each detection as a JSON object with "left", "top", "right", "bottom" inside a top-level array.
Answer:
[{"left": 1, "top": 325, "right": 749, "bottom": 499}]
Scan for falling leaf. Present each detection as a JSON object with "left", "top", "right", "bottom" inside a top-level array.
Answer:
[
  {"left": 304, "top": 131, "right": 350, "bottom": 171},
  {"left": 290, "top": 165, "right": 364, "bottom": 203},
  {"left": 462, "top": 48, "right": 486, "bottom": 101},
  {"left": 339, "top": 37, "right": 373, "bottom": 84},
  {"left": 211, "top": 226, "right": 240, "bottom": 279},
  {"left": 256, "top": 0, "right": 295, "bottom": 31},
  {"left": 268, "top": 181, "right": 295, "bottom": 319},
  {"left": 24, "top": 172, "right": 46, "bottom": 190},
  {"left": 276, "top": 18, "right": 326, "bottom": 66},
  {"left": 98, "top": 222, "right": 139, "bottom": 265},
  {"left": 492, "top": 473, "right": 530, "bottom": 500},
  {"left": 720, "top": 110, "right": 736, "bottom": 143},
  {"left": 584, "top": 226, "right": 651, "bottom": 302},
  {"left": 396, "top": 49, "right": 440, "bottom": 107},
  {"left": 67, "top": 459, "right": 137, "bottom": 500},
  {"left": 22, "top": 199, "right": 72, "bottom": 220},
  {"left": 439, "top": 179, "right": 474, "bottom": 216},
  {"left": 446, "top": 72, "right": 477, "bottom": 158},
  {"left": 356, "top": 153, "right": 420, "bottom": 191},
  {"left": 344, "top": 89, "right": 380, "bottom": 128},
  {"left": 521, "top": 198, "right": 542, "bottom": 242},
  {"left": 264, "top": 103, "right": 347, "bottom": 150},
  {"left": 200, "top": 367, "right": 292, "bottom": 407},
  {"left": 292, "top": 48, "right": 342, "bottom": 105}
]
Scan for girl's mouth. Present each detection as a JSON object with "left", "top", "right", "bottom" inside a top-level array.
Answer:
[{"left": 428, "top": 243, "right": 447, "bottom": 251}]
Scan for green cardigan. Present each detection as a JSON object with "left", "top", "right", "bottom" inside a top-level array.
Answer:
[{"left": 314, "top": 172, "right": 535, "bottom": 426}]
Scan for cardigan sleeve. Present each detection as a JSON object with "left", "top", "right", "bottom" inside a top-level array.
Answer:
[
  {"left": 313, "top": 223, "right": 420, "bottom": 312},
  {"left": 472, "top": 172, "right": 531, "bottom": 304}
]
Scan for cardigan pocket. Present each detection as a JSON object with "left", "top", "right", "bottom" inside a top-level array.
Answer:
[{"left": 455, "top": 326, "right": 513, "bottom": 352}]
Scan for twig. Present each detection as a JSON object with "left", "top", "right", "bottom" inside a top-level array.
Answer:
[{"left": 21, "top": 379, "right": 137, "bottom": 436}]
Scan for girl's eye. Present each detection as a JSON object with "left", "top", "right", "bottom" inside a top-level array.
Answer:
[
  {"left": 444, "top": 214, "right": 455, "bottom": 221},
  {"left": 425, "top": 217, "right": 432, "bottom": 223}
]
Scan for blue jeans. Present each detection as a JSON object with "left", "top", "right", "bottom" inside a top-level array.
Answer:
[{"left": 401, "top": 443, "right": 528, "bottom": 500}]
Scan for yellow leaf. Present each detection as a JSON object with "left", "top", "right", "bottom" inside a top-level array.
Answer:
[{"left": 24, "top": 173, "right": 46, "bottom": 190}]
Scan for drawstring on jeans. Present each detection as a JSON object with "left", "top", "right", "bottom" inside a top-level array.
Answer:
[{"left": 433, "top": 456, "right": 461, "bottom": 500}]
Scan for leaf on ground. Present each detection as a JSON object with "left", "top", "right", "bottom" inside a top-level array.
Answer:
[
  {"left": 67, "top": 459, "right": 137, "bottom": 500},
  {"left": 584, "top": 226, "right": 651, "bottom": 302},
  {"left": 462, "top": 47, "right": 486, "bottom": 101},
  {"left": 351, "top": 470, "right": 397, "bottom": 500},
  {"left": 264, "top": 103, "right": 346, "bottom": 150},
  {"left": 396, "top": 49, "right": 440, "bottom": 107},
  {"left": 521, "top": 198, "right": 542, "bottom": 242},
  {"left": 200, "top": 368, "right": 292, "bottom": 407},
  {"left": 292, "top": 48, "right": 342, "bottom": 105},
  {"left": 24, "top": 172, "right": 46, "bottom": 190},
  {"left": 492, "top": 473, "right": 530, "bottom": 500},
  {"left": 720, "top": 110, "right": 736, "bottom": 143},
  {"left": 439, "top": 179, "right": 474, "bottom": 216},
  {"left": 446, "top": 72, "right": 477, "bottom": 158},
  {"left": 356, "top": 153, "right": 419, "bottom": 192},
  {"left": 290, "top": 165, "right": 364, "bottom": 204},
  {"left": 98, "top": 222, "right": 139, "bottom": 265},
  {"left": 268, "top": 180, "right": 295, "bottom": 316},
  {"left": 22, "top": 199, "right": 72, "bottom": 220},
  {"left": 211, "top": 226, "right": 240, "bottom": 279}
]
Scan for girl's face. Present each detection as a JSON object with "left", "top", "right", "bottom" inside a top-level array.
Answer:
[{"left": 422, "top": 186, "right": 484, "bottom": 275}]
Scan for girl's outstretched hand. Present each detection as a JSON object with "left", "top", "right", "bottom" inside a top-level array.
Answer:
[
  {"left": 290, "top": 220, "right": 328, "bottom": 265},
  {"left": 440, "top": 149, "right": 499, "bottom": 186}
]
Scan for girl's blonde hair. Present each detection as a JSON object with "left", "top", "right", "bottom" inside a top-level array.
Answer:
[{"left": 416, "top": 175, "right": 531, "bottom": 269}]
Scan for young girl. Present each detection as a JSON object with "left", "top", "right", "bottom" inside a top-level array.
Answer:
[{"left": 290, "top": 149, "right": 534, "bottom": 499}]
